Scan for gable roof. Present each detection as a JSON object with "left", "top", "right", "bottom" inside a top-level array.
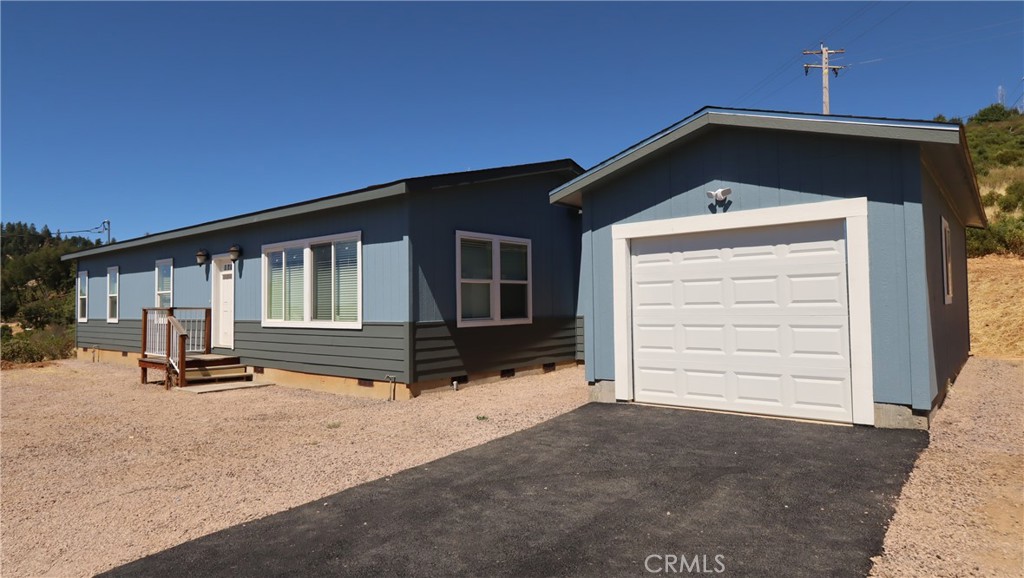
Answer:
[
  {"left": 549, "top": 106, "right": 985, "bottom": 227},
  {"left": 62, "top": 159, "right": 584, "bottom": 261}
]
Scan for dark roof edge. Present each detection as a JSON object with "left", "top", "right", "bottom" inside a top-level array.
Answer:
[{"left": 62, "top": 159, "right": 583, "bottom": 261}]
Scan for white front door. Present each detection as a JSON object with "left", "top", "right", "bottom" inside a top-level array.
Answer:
[
  {"left": 212, "top": 258, "right": 235, "bottom": 349},
  {"left": 630, "top": 219, "right": 853, "bottom": 423}
]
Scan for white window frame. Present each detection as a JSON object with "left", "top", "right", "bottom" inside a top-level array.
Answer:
[
  {"left": 455, "top": 230, "right": 533, "bottom": 328},
  {"left": 77, "top": 270, "right": 88, "bottom": 323},
  {"left": 941, "top": 217, "right": 953, "bottom": 305},
  {"left": 106, "top": 266, "right": 119, "bottom": 323},
  {"left": 260, "top": 231, "right": 362, "bottom": 330},
  {"left": 155, "top": 258, "right": 173, "bottom": 308}
]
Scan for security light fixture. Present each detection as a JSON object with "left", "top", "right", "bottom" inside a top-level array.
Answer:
[
  {"left": 228, "top": 244, "right": 242, "bottom": 262},
  {"left": 195, "top": 249, "right": 210, "bottom": 265}
]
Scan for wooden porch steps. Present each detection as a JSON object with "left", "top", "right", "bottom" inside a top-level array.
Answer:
[
  {"left": 176, "top": 379, "right": 275, "bottom": 394},
  {"left": 184, "top": 364, "right": 252, "bottom": 383}
]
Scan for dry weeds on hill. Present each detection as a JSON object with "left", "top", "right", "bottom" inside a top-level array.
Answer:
[{"left": 968, "top": 255, "right": 1024, "bottom": 358}]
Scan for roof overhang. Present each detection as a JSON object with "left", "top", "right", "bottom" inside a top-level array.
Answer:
[
  {"left": 549, "top": 107, "right": 984, "bottom": 227},
  {"left": 62, "top": 159, "right": 583, "bottom": 261}
]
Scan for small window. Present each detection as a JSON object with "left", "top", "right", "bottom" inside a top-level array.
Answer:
[
  {"left": 942, "top": 217, "right": 953, "bottom": 304},
  {"left": 262, "top": 232, "right": 362, "bottom": 329},
  {"left": 456, "top": 231, "right": 532, "bottom": 327},
  {"left": 107, "top": 267, "right": 119, "bottom": 323},
  {"left": 77, "top": 271, "right": 88, "bottom": 322},
  {"left": 155, "top": 259, "right": 173, "bottom": 307}
]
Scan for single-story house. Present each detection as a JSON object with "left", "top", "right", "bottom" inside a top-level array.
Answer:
[
  {"left": 550, "top": 107, "right": 985, "bottom": 428},
  {"left": 63, "top": 160, "right": 585, "bottom": 398}
]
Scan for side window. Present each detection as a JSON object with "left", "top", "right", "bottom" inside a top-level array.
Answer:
[
  {"left": 77, "top": 271, "right": 89, "bottom": 322},
  {"left": 456, "top": 231, "right": 532, "bottom": 327},
  {"left": 155, "top": 259, "right": 173, "bottom": 307},
  {"left": 107, "top": 267, "right": 119, "bottom": 322},
  {"left": 941, "top": 217, "right": 953, "bottom": 305}
]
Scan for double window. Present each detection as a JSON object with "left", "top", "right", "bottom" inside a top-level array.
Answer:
[
  {"left": 155, "top": 259, "right": 173, "bottom": 307},
  {"left": 262, "top": 232, "right": 361, "bottom": 329},
  {"left": 456, "top": 231, "right": 531, "bottom": 327},
  {"left": 77, "top": 271, "right": 88, "bottom": 322},
  {"left": 107, "top": 267, "right": 119, "bottom": 323}
]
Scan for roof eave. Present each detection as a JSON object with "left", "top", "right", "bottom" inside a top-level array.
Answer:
[{"left": 549, "top": 108, "right": 963, "bottom": 206}]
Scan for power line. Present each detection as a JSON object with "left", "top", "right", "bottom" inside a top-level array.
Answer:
[{"left": 729, "top": 2, "right": 877, "bottom": 107}]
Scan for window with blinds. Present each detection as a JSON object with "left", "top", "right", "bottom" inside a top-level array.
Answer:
[
  {"left": 263, "top": 232, "right": 361, "bottom": 328},
  {"left": 456, "top": 231, "right": 532, "bottom": 327}
]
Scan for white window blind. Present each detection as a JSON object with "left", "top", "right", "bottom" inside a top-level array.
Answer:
[{"left": 262, "top": 232, "right": 361, "bottom": 329}]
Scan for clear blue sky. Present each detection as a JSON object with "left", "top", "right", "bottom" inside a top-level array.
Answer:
[{"left": 3, "top": 2, "right": 1022, "bottom": 242}]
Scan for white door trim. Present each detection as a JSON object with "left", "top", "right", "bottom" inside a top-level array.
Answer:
[
  {"left": 610, "top": 197, "right": 874, "bottom": 425},
  {"left": 211, "top": 254, "right": 236, "bottom": 350}
]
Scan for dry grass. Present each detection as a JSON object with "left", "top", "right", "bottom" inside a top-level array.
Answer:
[
  {"left": 968, "top": 255, "right": 1024, "bottom": 358},
  {"left": 981, "top": 165, "right": 1024, "bottom": 193}
]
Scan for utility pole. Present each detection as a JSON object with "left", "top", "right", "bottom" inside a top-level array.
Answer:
[
  {"left": 803, "top": 43, "right": 845, "bottom": 115},
  {"left": 102, "top": 220, "right": 111, "bottom": 244}
]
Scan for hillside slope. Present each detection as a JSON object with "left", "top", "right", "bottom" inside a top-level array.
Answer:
[{"left": 968, "top": 255, "right": 1024, "bottom": 358}]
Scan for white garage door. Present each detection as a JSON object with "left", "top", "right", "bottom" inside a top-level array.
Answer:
[{"left": 630, "top": 219, "right": 853, "bottom": 423}]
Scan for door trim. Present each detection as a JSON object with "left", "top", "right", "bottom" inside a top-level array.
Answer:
[
  {"left": 610, "top": 197, "right": 874, "bottom": 425},
  {"left": 210, "top": 254, "right": 236, "bottom": 350}
]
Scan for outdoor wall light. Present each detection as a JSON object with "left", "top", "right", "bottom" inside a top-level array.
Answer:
[
  {"left": 228, "top": 244, "right": 242, "bottom": 262},
  {"left": 195, "top": 249, "right": 210, "bottom": 266}
]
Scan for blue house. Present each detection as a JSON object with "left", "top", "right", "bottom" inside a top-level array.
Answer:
[
  {"left": 550, "top": 107, "right": 984, "bottom": 428},
  {"left": 64, "top": 160, "right": 584, "bottom": 398}
]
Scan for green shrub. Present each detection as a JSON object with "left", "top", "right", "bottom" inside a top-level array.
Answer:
[
  {"left": 0, "top": 325, "right": 75, "bottom": 364},
  {"left": 982, "top": 191, "right": 1001, "bottom": 207},
  {"left": 18, "top": 293, "right": 74, "bottom": 329},
  {"left": 998, "top": 194, "right": 1022, "bottom": 213},
  {"left": 995, "top": 149, "right": 1023, "bottom": 166}
]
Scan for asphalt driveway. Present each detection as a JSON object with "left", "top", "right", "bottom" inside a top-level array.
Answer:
[{"left": 102, "top": 403, "right": 927, "bottom": 577}]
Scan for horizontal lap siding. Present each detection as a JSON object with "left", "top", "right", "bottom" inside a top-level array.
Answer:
[
  {"left": 76, "top": 320, "right": 142, "bottom": 352},
  {"left": 412, "top": 317, "right": 576, "bottom": 382},
  {"left": 217, "top": 321, "right": 409, "bottom": 383},
  {"left": 575, "top": 316, "right": 584, "bottom": 361}
]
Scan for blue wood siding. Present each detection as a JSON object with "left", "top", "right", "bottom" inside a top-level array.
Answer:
[
  {"left": 76, "top": 196, "right": 411, "bottom": 325},
  {"left": 921, "top": 169, "right": 971, "bottom": 406},
  {"left": 579, "top": 126, "right": 928, "bottom": 407},
  {"left": 410, "top": 172, "right": 580, "bottom": 323},
  {"left": 216, "top": 321, "right": 409, "bottom": 383}
]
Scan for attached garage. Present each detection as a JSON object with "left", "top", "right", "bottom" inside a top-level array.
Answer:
[{"left": 551, "top": 107, "right": 986, "bottom": 429}]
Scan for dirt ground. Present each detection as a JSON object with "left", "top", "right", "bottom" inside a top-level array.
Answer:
[
  {"left": 0, "top": 360, "right": 589, "bottom": 577},
  {"left": 968, "top": 255, "right": 1024, "bottom": 358},
  {"left": 870, "top": 357, "right": 1024, "bottom": 577}
]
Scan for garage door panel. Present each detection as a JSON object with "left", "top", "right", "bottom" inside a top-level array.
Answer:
[{"left": 630, "top": 220, "right": 853, "bottom": 423}]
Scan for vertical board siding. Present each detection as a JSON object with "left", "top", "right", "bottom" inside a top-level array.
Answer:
[
  {"left": 410, "top": 172, "right": 581, "bottom": 323},
  {"left": 581, "top": 126, "right": 923, "bottom": 406},
  {"left": 412, "top": 317, "right": 577, "bottom": 382},
  {"left": 76, "top": 319, "right": 143, "bottom": 352},
  {"left": 221, "top": 321, "right": 409, "bottom": 383},
  {"left": 921, "top": 168, "right": 971, "bottom": 404}
]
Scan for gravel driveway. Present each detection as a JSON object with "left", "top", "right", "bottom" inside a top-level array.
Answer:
[
  {"left": 870, "top": 357, "right": 1024, "bottom": 577},
  {"left": 0, "top": 359, "right": 588, "bottom": 577}
]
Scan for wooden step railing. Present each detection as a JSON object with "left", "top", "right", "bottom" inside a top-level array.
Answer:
[
  {"left": 167, "top": 316, "right": 189, "bottom": 389},
  {"left": 141, "top": 307, "right": 211, "bottom": 358},
  {"left": 141, "top": 307, "right": 210, "bottom": 389}
]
